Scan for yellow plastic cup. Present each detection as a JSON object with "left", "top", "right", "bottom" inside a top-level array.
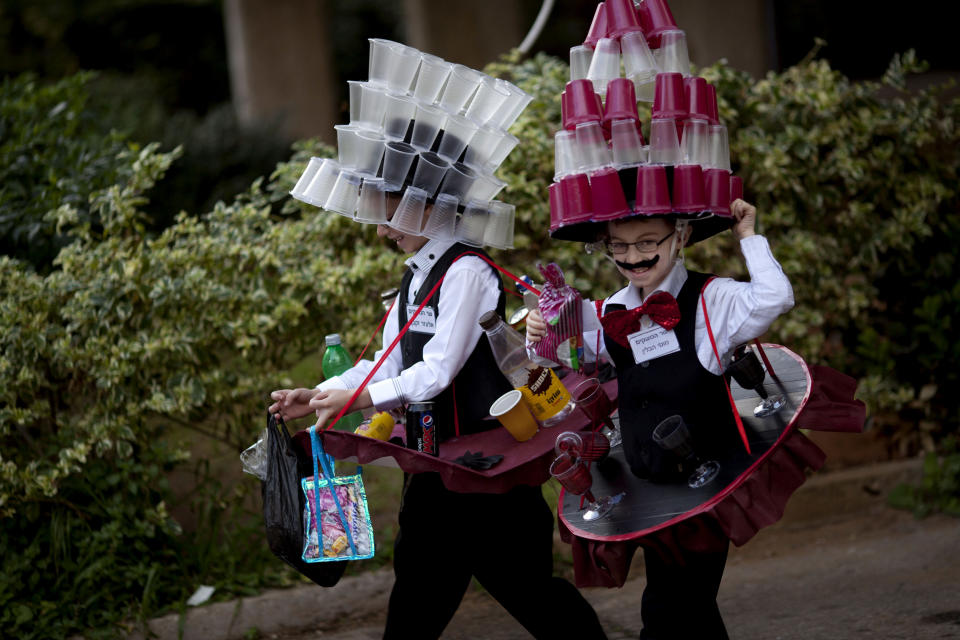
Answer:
[
  {"left": 355, "top": 411, "right": 395, "bottom": 441},
  {"left": 490, "top": 389, "right": 539, "bottom": 442}
]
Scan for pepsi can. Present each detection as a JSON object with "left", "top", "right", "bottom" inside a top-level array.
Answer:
[{"left": 405, "top": 401, "right": 438, "bottom": 456}]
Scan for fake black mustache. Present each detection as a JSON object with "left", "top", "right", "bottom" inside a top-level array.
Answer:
[{"left": 615, "top": 254, "right": 660, "bottom": 271}]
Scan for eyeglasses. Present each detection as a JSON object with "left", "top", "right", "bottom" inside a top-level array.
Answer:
[{"left": 606, "top": 230, "right": 675, "bottom": 255}]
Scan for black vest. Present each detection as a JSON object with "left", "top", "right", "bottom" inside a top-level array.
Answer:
[
  {"left": 603, "top": 271, "right": 741, "bottom": 481},
  {"left": 398, "top": 243, "right": 511, "bottom": 441}
]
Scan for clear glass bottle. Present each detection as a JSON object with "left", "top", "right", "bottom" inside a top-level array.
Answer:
[{"left": 478, "top": 310, "right": 576, "bottom": 427}]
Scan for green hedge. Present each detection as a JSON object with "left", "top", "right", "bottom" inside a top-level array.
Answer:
[{"left": 1, "top": 50, "right": 958, "bottom": 637}]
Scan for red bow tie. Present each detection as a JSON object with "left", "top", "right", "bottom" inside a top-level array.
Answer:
[{"left": 600, "top": 291, "right": 681, "bottom": 348}]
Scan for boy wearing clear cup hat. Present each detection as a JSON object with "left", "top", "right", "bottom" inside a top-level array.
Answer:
[
  {"left": 527, "top": 199, "right": 794, "bottom": 638},
  {"left": 270, "top": 43, "right": 607, "bottom": 640}
]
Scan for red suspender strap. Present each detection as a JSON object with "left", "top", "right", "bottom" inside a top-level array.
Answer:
[
  {"left": 355, "top": 297, "right": 395, "bottom": 365},
  {"left": 594, "top": 299, "right": 604, "bottom": 364},
  {"left": 752, "top": 338, "right": 781, "bottom": 385},
  {"left": 699, "top": 278, "right": 752, "bottom": 454}
]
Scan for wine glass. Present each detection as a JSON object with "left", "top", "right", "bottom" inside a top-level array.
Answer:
[
  {"left": 549, "top": 451, "right": 618, "bottom": 521},
  {"left": 572, "top": 377, "right": 622, "bottom": 447},
  {"left": 651, "top": 415, "right": 720, "bottom": 489},
  {"left": 554, "top": 430, "right": 610, "bottom": 462},
  {"left": 726, "top": 348, "right": 786, "bottom": 418}
]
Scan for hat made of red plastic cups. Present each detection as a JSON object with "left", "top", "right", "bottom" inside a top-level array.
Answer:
[
  {"left": 549, "top": 173, "right": 598, "bottom": 241},
  {"left": 563, "top": 79, "right": 604, "bottom": 131},
  {"left": 602, "top": 78, "right": 639, "bottom": 130},
  {"left": 636, "top": 0, "right": 678, "bottom": 48},
  {"left": 703, "top": 168, "right": 731, "bottom": 216},
  {"left": 672, "top": 164, "right": 707, "bottom": 214},
  {"left": 730, "top": 175, "right": 744, "bottom": 203},
  {"left": 590, "top": 167, "right": 631, "bottom": 222},
  {"left": 652, "top": 73, "right": 688, "bottom": 121},
  {"left": 584, "top": 2, "right": 609, "bottom": 49},
  {"left": 634, "top": 165, "right": 673, "bottom": 215},
  {"left": 706, "top": 83, "right": 720, "bottom": 125},
  {"left": 605, "top": 0, "right": 644, "bottom": 39},
  {"left": 684, "top": 77, "right": 712, "bottom": 122}
]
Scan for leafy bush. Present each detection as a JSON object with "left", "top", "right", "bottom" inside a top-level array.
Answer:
[{"left": 888, "top": 436, "right": 960, "bottom": 517}]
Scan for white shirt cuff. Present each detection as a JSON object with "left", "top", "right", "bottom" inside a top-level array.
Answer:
[
  {"left": 367, "top": 378, "right": 403, "bottom": 411},
  {"left": 316, "top": 377, "right": 349, "bottom": 392}
]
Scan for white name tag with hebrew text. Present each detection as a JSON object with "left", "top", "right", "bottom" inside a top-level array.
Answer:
[
  {"left": 406, "top": 305, "right": 437, "bottom": 335},
  {"left": 628, "top": 325, "right": 680, "bottom": 364}
]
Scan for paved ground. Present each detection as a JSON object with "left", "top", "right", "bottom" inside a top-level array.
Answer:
[{"left": 139, "top": 459, "right": 960, "bottom": 640}]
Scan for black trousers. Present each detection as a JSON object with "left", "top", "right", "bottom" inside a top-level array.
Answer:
[
  {"left": 383, "top": 472, "right": 607, "bottom": 640},
  {"left": 639, "top": 542, "right": 730, "bottom": 640}
]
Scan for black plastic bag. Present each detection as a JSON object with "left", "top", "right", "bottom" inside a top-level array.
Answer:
[{"left": 262, "top": 413, "right": 348, "bottom": 587}]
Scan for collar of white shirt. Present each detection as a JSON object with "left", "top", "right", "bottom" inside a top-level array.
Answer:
[
  {"left": 607, "top": 258, "right": 689, "bottom": 309},
  {"left": 404, "top": 239, "right": 457, "bottom": 275}
]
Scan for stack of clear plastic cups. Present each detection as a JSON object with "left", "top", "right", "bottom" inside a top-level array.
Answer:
[
  {"left": 610, "top": 119, "right": 647, "bottom": 167},
  {"left": 355, "top": 178, "right": 389, "bottom": 224},
  {"left": 586, "top": 38, "right": 620, "bottom": 97},
  {"left": 410, "top": 103, "right": 448, "bottom": 151},
  {"left": 325, "top": 171, "right": 363, "bottom": 217},
  {"left": 455, "top": 201, "right": 489, "bottom": 247},
  {"left": 367, "top": 39, "right": 398, "bottom": 87},
  {"left": 298, "top": 158, "right": 340, "bottom": 208},
  {"left": 656, "top": 30, "right": 691, "bottom": 77},
  {"left": 290, "top": 157, "right": 325, "bottom": 200},
  {"left": 381, "top": 141, "right": 418, "bottom": 190},
  {"left": 356, "top": 83, "right": 389, "bottom": 132},
  {"left": 354, "top": 130, "right": 386, "bottom": 176},
  {"left": 554, "top": 130, "right": 581, "bottom": 180},
  {"left": 386, "top": 42, "right": 422, "bottom": 94},
  {"left": 707, "top": 124, "right": 731, "bottom": 171},
  {"left": 462, "top": 125, "right": 506, "bottom": 171},
  {"left": 412, "top": 53, "right": 452, "bottom": 104},
  {"left": 621, "top": 31, "right": 659, "bottom": 102},
  {"left": 483, "top": 201, "right": 515, "bottom": 249},
  {"left": 485, "top": 132, "right": 520, "bottom": 169},
  {"left": 335, "top": 125, "right": 362, "bottom": 169},
  {"left": 465, "top": 78, "right": 510, "bottom": 127},
  {"left": 576, "top": 121, "right": 613, "bottom": 171},
  {"left": 649, "top": 118, "right": 682, "bottom": 165},
  {"left": 347, "top": 80, "right": 364, "bottom": 125},
  {"left": 411, "top": 151, "right": 450, "bottom": 197},
  {"left": 436, "top": 114, "right": 478, "bottom": 163},
  {"left": 488, "top": 80, "right": 533, "bottom": 132},
  {"left": 383, "top": 92, "right": 417, "bottom": 141},
  {"left": 570, "top": 45, "right": 594, "bottom": 82},
  {"left": 437, "top": 162, "right": 477, "bottom": 200},
  {"left": 465, "top": 172, "right": 506, "bottom": 202},
  {"left": 679, "top": 118, "right": 710, "bottom": 166},
  {"left": 439, "top": 64, "right": 484, "bottom": 114},
  {"left": 420, "top": 193, "right": 460, "bottom": 241},
  {"left": 388, "top": 186, "right": 429, "bottom": 235}
]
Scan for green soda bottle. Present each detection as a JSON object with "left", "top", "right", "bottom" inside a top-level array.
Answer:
[{"left": 321, "top": 333, "right": 364, "bottom": 430}]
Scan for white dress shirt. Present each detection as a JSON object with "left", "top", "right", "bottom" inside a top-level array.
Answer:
[
  {"left": 316, "top": 239, "right": 501, "bottom": 410},
  {"left": 577, "top": 235, "right": 794, "bottom": 375}
]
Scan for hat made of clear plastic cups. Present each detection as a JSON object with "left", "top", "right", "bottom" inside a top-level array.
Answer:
[
  {"left": 356, "top": 82, "right": 389, "bottom": 132},
  {"left": 570, "top": 45, "right": 594, "bottom": 82},
  {"left": 679, "top": 118, "right": 710, "bottom": 166},
  {"left": 465, "top": 171, "right": 507, "bottom": 202},
  {"left": 410, "top": 103, "right": 448, "bottom": 151},
  {"left": 634, "top": 164, "right": 673, "bottom": 214},
  {"left": 325, "top": 170, "right": 363, "bottom": 217},
  {"left": 562, "top": 79, "right": 604, "bottom": 131},
  {"left": 610, "top": 118, "right": 647, "bottom": 167},
  {"left": 380, "top": 140, "right": 419, "bottom": 190},
  {"left": 606, "top": 0, "right": 644, "bottom": 38},
  {"left": 367, "top": 38, "right": 398, "bottom": 86},
  {"left": 672, "top": 164, "right": 706, "bottom": 213},
  {"left": 603, "top": 78, "right": 639, "bottom": 128},
  {"left": 290, "top": 156, "right": 325, "bottom": 200},
  {"left": 465, "top": 77, "right": 511, "bottom": 127},
  {"left": 684, "top": 77, "right": 712, "bottom": 122},
  {"left": 355, "top": 177, "right": 389, "bottom": 224},
  {"left": 648, "top": 118, "right": 682, "bottom": 165},
  {"left": 420, "top": 192, "right": 460, "bottom": 241},
  {"left": 454, "top": 200, "right": 490, "bottom": 247},
  {"left": 347, "top": 80, "right": 364, "bottom": 124},
  {"left": 412, "top": 53, "right": 452, "bottom": 104},
  {"left": 411, "top": 150, "right": 451, "bottom": 196},
  {"left": 554, "top": 129, "right": 581, "bottom": 181},
  {"left": 559, "top": 173, "right": 594, "bottom": 224},
  {"left": 730, "top": 174, "right": 744, "bottom": 203},
  {"left": 297, "top": 158, "right": 341, "bottom": 207},
  {"left": 483, "top": 200, "right": 516, "bottom": 249},
  {"left": 636, "top": 0, "right": 678, "bottom": 48},
  {"left": 706, "top": 83, "right": 720, "bottom": 125},
  {"left": 652, "top": 72, "right": 688, "bottom": 120},
  {"left": 353, "top": 130, "right": 387, "bottom": 176},
  {"left": 383, "top": 92, "right": 417, "bottom": 141},
  {"left": 485, "top": 131, "right": 520, "bottom": 169},
  {"left": 462, "top": 124, "right": 506, "bottom": 170},
  {"left": 583, "top": 2, "right": 608, "bottom": 49},
  {"left": 586, "top": 38, "right": 621, "bottom": 98},
  {"left": 439, "top": 64, "right": 484, "bottom": 114},
  {"left": 335, "top": 124, "right": 363, "bottom": 169},
  {"left": 576, "top": 121, "right": 613, "bottom": 172},
  {"left": 437, "top": 161, "right": 477, "bottom": 200},
  {"left": 487, "top": 79, "right": 533, "bottom": 132},
  {"left": 436, "top": 114, "right": 479, "bottom": 163},
  {"left": 387, "top": 185, "right": 429, "bottom": 234},
  {"left": 368, "top": 39, "right": 421, "bottom": 94},
  {"left": 706, "top": 124, "right": 731, "bottom": 172},
  {"left": 703, "top": 168, "right": 731, "bottom": 216},
  {"left": 656, "top": 30, "right": 692, "bottom": 78},
  {"left": 590, "top": 167, "right": 631, "bottom": 222}
]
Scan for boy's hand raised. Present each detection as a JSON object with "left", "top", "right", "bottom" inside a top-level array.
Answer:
[
  {"left": 731, "top": 198, "right": 757, "bottom": 240},
  {"left": 526, "top": 308, "right": 546, "bottom": 343}
]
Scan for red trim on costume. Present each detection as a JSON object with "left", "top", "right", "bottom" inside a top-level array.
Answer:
[{"left": 355, "top": 297, "right": 395, "bottom": 365}]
